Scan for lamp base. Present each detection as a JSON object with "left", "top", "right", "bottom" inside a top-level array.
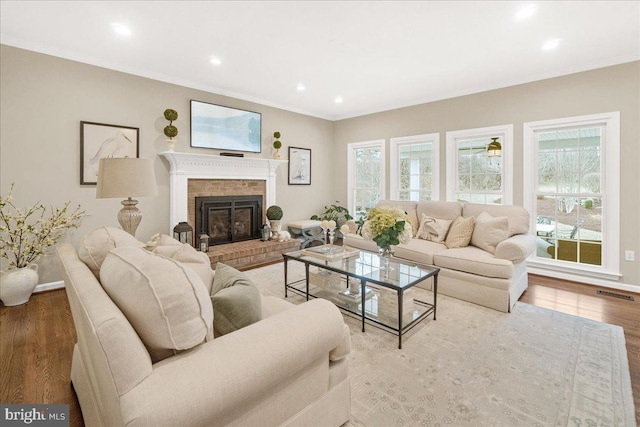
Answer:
[{"left": 118, "top": 198, "right": 142, "bottom": 236}]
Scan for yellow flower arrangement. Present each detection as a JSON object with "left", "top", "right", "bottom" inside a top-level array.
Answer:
[{"left": 360, "top": 206, "right": 413, "bottom": 251}]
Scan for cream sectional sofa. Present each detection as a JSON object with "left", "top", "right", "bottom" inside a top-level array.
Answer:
[
  {"left": 56, "top": 227, "right": 351, "bottom": 427},
  {"left": 344, "top": 200, "right": 536, "bottom": 313}
]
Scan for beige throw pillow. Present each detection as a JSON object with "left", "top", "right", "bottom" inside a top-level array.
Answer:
[
  {"left": 416, "top": 213, "right": 453, "bottom": 243},
  {"left": 444, "top": 216, "right": 475, "bottom": 249},
  {"left": 211, "top": 263, "right": 262, "bottom": 336},
  {"left": 78, "top": 226, "right": 145, "bottom": 278},
  {"left": 100, "top": 247, "right": 214, "bottom": 363},
  {"left": 470, "top": 211, "right": 510, "bottom": 254},
  {"left": 148, "top": 234, "right": 215, "bottom": 294}
]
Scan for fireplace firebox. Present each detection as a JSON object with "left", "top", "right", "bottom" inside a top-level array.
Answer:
[{"left": 195, "top": 195, "right": 263, "bottom": 246}]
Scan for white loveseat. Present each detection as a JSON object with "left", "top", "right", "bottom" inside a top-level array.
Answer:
[
  {"left": 344, "top": 200, "right": 536, "bottom": 313},
  {"left": 56, "top": 227, "right": 351, "bottom": 427}
]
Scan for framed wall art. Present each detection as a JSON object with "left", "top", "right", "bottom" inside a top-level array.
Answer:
[
  {"left": 80, "top": 121, "right": 139, "bottom": 185},
  {"left": 288, "top": 147, "right": 311, "bottom": 185},
  {"left": 190, "top": 100, "right": 262, "bottom": 153}
]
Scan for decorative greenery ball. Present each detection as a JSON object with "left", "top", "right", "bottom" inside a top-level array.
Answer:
[
  {"left": 273, "top": 140, "right": 282, "bottom": 149},
  {"left": 164, "top": 125, "right": 178, "bottom": 138},
  {"left": 266, "top": 205, "right": 283, "bottom": 220},
  {"left": 273, "top": 131, "right": 281, "bottom": 139},
  {"left": 164, "top": 109, "right": 178, "bottom": 122}
]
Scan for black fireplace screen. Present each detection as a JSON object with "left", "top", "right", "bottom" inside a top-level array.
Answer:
[{"left": 195, "top": 195, "right": 262, "bottom": 245}]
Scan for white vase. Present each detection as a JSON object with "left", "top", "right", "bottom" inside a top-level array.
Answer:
[
  {"left": 0, "top": 264, "right": 39, "bottom": 306},
  {"left": 166, "top": 139, "right": 176, "bottom": 152},
  {"left": 269, "top": 219, "right": 282, "bottom": 239},
  {"left": 273, "top": 150, "right": 281, "bottom": 160}
]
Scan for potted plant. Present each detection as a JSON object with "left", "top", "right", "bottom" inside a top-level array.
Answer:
[
  {"left": 0, "top": 184, "right": 85, "bottom": 306},
  {"left": 266, "top": 205, "right": 283, "bottom": 239},
  {"left": 272, "top": 131, "right": 282, "bottom": 159},
  {"left": 310, "top": 202, "right": 353, "bottom": 238},
  {"left": 163, "top": 108, "right": 178, "bottom": 152}
]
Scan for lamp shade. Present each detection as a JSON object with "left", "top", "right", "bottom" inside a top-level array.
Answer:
[
  {"left": 96, "top": 158, "right": 158, "bottom": 199},
  {"left": 486, "top": 137, "right": 502, "bottom": 158}
]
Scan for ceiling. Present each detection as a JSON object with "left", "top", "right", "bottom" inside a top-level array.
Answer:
[{"left": 1, "top": 1, "right": 638, "bottom": 121}]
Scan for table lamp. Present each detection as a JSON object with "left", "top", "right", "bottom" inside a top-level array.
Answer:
[{"left": 96, "top": 157, "right": 158, "bottom": 236}]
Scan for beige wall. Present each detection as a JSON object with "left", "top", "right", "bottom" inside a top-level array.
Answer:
[
  {"left": 2, "top": 44, "right": 639, "bottom": 288},
  {"left": 333, "top": 61, "right": 640, "bottom": 288},
  {"left": 0, "top": 45, "right": 334, "bottom": 283}
]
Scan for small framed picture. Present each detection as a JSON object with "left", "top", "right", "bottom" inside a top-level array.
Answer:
[
  {"left": 80, "top": 121, "right": 139, "bottom": 185},
  {"left": 288, "top": 147, "right": 311, "bottom": 185}
]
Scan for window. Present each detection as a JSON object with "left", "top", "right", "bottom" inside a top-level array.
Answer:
[
  {"left": 446, "top": 125, "right": 513, "bottom": 205},
  {"left": 347, "top": 140, "right": 385, "bottom": 220},
  {"left": 524, "top": 112, "right": 620, "bottom": 279},
  {"left": 390, "top": 133, "right": 439, "bottom": 201}
]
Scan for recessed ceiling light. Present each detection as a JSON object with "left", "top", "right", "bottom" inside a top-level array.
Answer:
[
  {"left": 515, "top": 4, "right": 536, "bottom": 20},
  {"left": 542, "top": 39, "right": 561, "bottom": 51},
  {"left": 334, "top": 96, "right": 343, "bottom": 104},
  {"left": 209, "top": 56, "right": 222, "bottom": 66},
  {"left": 111, "top": 23, "right": 132, "bottom": 37},
  {"left": 296, "top": 83, "right": 306, "bottom": 91}
]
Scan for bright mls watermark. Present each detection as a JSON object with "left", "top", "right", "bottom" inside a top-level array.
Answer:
[{"left": 1, "top": 405, "right": 69, "bottom": 426}]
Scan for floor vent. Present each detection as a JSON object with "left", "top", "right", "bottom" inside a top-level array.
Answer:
[{"left": 596, "top": 290, "right": 634, "bottom": 301}]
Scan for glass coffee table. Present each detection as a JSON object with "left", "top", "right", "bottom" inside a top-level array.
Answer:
[{"left": 283, "top": 245, "right": 439, "bottom": 349}]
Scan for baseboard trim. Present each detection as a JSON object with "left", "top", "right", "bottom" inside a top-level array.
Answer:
[
  {"left": 527, "top": 267, "right": 639, "bottom": 294},
  {"left": 34, "top": 280, "right": 65, "bottom": 293}
]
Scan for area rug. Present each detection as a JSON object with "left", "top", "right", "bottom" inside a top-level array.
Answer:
[{"left": 244, "top": 262, "right": 636, "bottom": 427}]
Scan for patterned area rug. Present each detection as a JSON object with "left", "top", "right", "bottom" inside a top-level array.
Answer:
[{"left": 244, "top": 262, "right": 636, "bottom": 427}]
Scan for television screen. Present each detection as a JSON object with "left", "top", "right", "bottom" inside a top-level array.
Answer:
[{"left": 190, "top": 100, "right": 262, "bottom": 153}]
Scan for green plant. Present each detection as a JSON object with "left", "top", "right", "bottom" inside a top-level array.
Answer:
[
  {"left": 0, "top": 183, "right": 85, "bottom": 268},
  {"left": 273, "top": 131, "right": 282, "bottom": 150},
  {"left": 266, "top": 205, "right": 283, "bottom": 220},
  {"left": 310, "top": 202, "right": 353, "bottom": 227},
  {"left": 360, "top": 206, "right": 412, "bottom": 250},
  {"left": 163, "top": 108, "right": 178, "bottom": 139}
]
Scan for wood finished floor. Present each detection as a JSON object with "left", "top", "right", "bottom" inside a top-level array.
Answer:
[{"left": 1, "top": 273, "right": 638, "bottom": 426}]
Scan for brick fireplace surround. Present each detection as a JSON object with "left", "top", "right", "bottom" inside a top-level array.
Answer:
[{"left": 161, "top": 152, "right": 297, "bottom": 269}]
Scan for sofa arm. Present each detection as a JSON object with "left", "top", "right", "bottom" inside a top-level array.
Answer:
[
  {"left": 495, "top": 234, "right": 536, "bottom": 262},
  {"left": 120, "top": 298, "right": 349, "bottom": 426}
]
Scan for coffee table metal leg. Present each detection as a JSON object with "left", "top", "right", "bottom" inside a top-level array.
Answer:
[
  {"left": 361, "top": 278, "right": 366, "bottom": 332},
  {"left": 305, "top": 263, "right": 310, "bottom": 301},
  {"left": 398, "top": 289, "right": 403, "bottom": 349},
  {"left": 433, "top": 274, "right": 438, "bottom": 320},
  {"left": 284, "top": 257, "right": 288, "bottom": 298}
]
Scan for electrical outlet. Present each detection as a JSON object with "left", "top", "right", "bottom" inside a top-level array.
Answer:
[{"left": 625, "top": 250, "right": 635, "bottom": 262}]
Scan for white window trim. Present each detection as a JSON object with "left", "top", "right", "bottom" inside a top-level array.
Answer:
[
  {"left": 523, "top": 112, "right": 621, "bottom": 281},
  {"left": 389, "top": 133, "right": 440, "bottom": 201},
  {"left": 347, "top": 139, "right": 386, "bottom": 218},
  {"left": 445, "top": 124, "right": 514, "bottom": 204}
]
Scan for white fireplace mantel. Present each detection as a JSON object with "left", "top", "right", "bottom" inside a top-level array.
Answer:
[{"left": 161, "top": 152, "right": 287, "bottom": 232}]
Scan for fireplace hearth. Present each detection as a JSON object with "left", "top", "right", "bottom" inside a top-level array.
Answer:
[{"left": 195, "top": 195, "right": 263, "bottom": 246}]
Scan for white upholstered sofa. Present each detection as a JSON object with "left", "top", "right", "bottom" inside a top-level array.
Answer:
[
  {"left": 56, "top": 227, "right": 351, "bottom": 427},
  {"left": 344, "top": 200, "right": 536, "bottom": 313}
]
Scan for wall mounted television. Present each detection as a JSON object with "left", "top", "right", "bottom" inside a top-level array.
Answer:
[{"left": 190, "top": 100, "right": 262, "bottom": 153}]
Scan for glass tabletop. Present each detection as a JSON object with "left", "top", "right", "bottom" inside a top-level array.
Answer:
[{"left": 284, "top": 245, "right": 439, "bottom": 290}]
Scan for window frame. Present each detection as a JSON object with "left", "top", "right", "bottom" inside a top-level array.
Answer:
[
  {"left": 523, "top": 112, "right": 621, "bottom": 280},
  {"left": 389, "top": 133, "right": 440, "bottom": 202},
  {"left": 445, "top": 124, "right": 514, "bottom": 205},
  {"left": 347, "top": 139, "right": 386, "bottom": 219}
]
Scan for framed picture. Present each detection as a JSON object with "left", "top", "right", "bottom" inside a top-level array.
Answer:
[
  {"left": 190, "top": 100, "right": 262, "bottom": 153},
  {"left": 288, "top": 147, "right": 311, "bottom": 185},
  {"left": 80, "top": 121, "right": 139, "bottom": 185}
]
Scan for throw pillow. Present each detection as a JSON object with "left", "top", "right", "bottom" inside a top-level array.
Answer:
[
  {"left": 78, "top": 226, "right": 145, "bottom": 278},
  {"left": 416, "top": 213, "right": 453, "bottom": 243},
  {"left": 210, "top": 263, "right": 262, "bottom": 336},
  {"left": 148, "top": 234, "right": 215, "bottom": 294},
  {"left": 470, "top": 211, "right": 510, "bottom": 254},
  {"left": 444, "top": 216, "right": 476, "bottom": 249},
  {"left": 100, "top": 246, "right": 214, "bottom": 363}
]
